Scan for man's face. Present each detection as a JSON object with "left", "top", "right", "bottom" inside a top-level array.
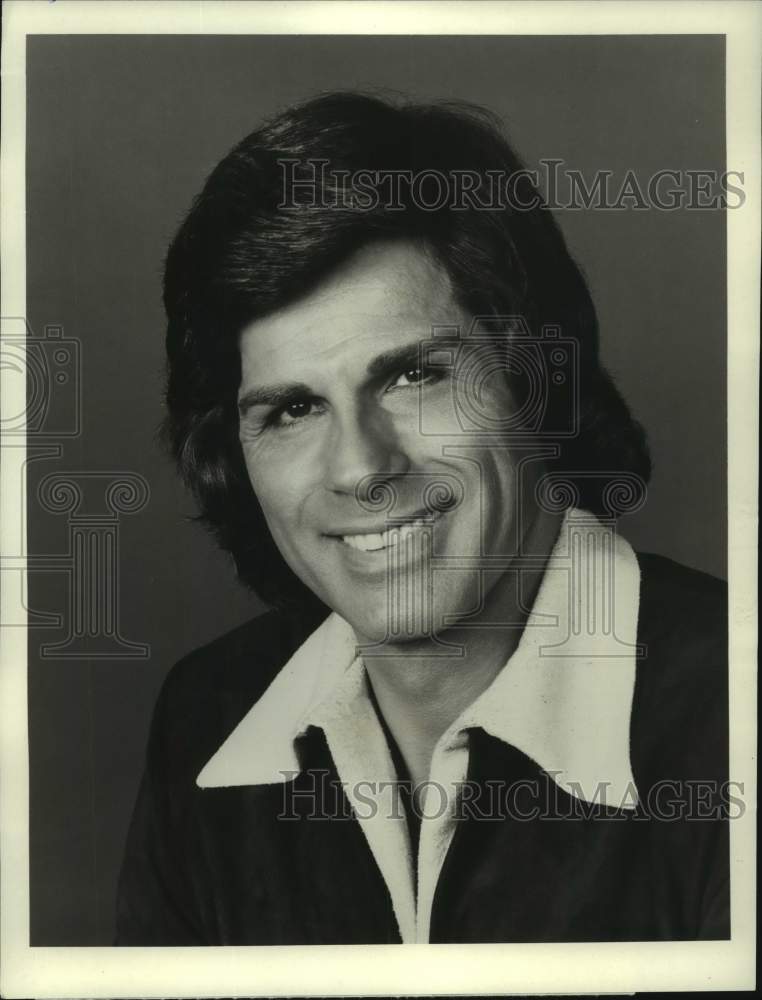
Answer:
[{"left": 238, "top": 240, "right": 541, "bottom": 644}]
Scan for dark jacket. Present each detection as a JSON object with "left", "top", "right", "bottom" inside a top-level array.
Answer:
[{"left": 116, "top": 552, "right": 730, "bottom": 944}]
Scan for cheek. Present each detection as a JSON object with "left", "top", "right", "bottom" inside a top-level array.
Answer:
[
  {"left": 241, "top": 447, "right": 305, "bottom": 528},
  {"left": 463, "top": 447, "right": 519, "bottom": 524},
  {"left": 485, "top": 450, "right": 520, "bottom": 516}
]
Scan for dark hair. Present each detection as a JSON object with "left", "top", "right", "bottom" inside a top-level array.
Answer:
[{"left": 163, "top": 91, "right": 650, "bottom": 608}]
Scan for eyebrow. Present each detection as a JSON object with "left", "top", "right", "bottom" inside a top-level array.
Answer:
[
  {"left": 366, "top": 341, "right": 425, "bottom": 380},
  {"left": 237, "top": 339, "right": 433, "bottom": 417},
  {"left": 238, "top": 381, "right": 312, "bottom": 417}
]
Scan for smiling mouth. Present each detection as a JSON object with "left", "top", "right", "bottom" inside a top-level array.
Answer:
[{"left": 335, "top": 511, "right": 442, "bottom": 553}]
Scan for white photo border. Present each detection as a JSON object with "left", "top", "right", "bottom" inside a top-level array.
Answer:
[{"left": 1, "top": 1, "right": 758, "bottom": 996}]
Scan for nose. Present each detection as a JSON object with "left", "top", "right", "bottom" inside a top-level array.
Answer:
[{"left": 323, "top": 403, "right": 410, "bottom": 498}]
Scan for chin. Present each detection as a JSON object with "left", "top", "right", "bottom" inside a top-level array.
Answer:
[
  {"left": 336, "top": 579, "right": 473, "bottom": 649},
  {"left": 331, "top": 596, "right": 420, "bottom": 647}
]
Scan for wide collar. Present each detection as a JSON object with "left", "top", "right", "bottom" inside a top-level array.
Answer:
[{"left": 197, "top": 508, "right": 642, "bottom": 807}]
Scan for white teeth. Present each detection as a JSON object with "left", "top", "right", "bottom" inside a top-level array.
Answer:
[
  {"left": 344, "top": 531, "right": 387, "bottom": 552},
  {"left": 341, "top": 519, "right": 432, "bottom": 552}
]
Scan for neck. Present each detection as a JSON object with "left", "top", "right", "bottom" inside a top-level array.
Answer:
[{"left": 358, "top": 507, "right": 563, "bottom": 784}]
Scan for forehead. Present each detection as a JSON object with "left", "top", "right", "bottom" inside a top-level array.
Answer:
[{"left": 238, "top": 241, "right": 465, "bottom": 384}]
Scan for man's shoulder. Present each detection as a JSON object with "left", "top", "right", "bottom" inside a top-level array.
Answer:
[
  {"left": 631, "top": 550, "right": 728, "bottom": 785},
  {"left": 636, "top": 550, "right": 726, "bottom": 626},
  {"left": 150, "top": 603, "right": 329, "bottom": 775},
  {"left": 634, "top": 550, "right": 727, "bottom": 668},
  {"left": 167, "top": 603, "right": 326, "bottom": 696}
]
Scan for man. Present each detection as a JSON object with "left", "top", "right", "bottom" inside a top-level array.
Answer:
[{"left": 116, "top": 93, "right": 729, "bottom": 944}]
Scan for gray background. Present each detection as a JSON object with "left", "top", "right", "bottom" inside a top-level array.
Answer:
[{"left": 26, "top": 34, "right": 726, "bottom": 944}]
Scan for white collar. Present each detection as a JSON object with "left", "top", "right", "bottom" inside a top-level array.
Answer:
[{"left": 197, "top": 508, "right": 642, "bottom": 807}]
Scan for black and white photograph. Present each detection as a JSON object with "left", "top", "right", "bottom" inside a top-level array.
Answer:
[{"left": 0, "top": 1, "right": 758, "bottom": 996}]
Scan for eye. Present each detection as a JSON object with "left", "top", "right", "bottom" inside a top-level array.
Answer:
[
  {"left": 268, "top": 398, "right": 319, "bottom": 429},
  {"left": 389, "top": 367, "right": 435, "bottom": 390},
  {"left": 283, "top": 400, "right": 312, "bottom": 420}
]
